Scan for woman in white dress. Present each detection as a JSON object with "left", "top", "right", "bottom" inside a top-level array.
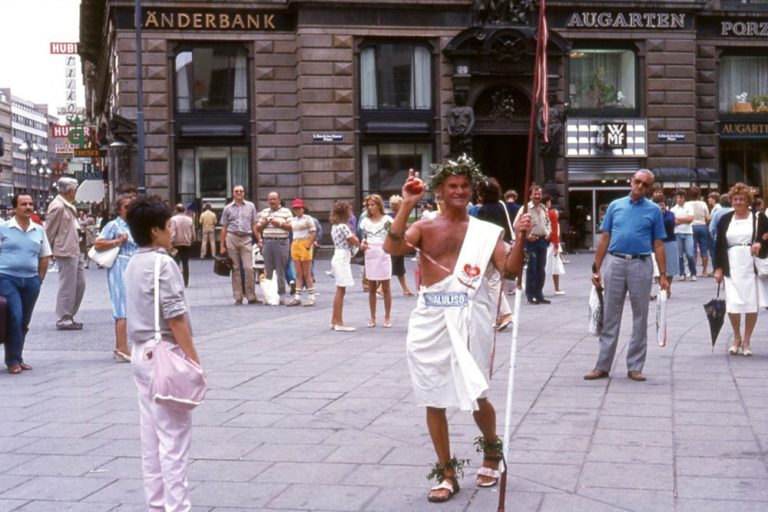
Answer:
[
  {"left": 329, "top": 200, "right": 359, "bottom": 331},
  {"left": 713, "top": 183, "right": 768, "bottom": 356},
  {"left": 359, "top": 194, "right": 393, "bottom": 327}
]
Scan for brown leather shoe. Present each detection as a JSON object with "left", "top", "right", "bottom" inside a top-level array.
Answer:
[
  {"left": 7, "top": 365, "right": 21, "bottom": 374},
  {"left": 19, "top": 363, "right": 32, "bottom": 371},
  {"left": 627, "top": 371, "right": 646, "bottom": 382},
  {"left": 583, "top": 369, "right": 609, "bottom": 380}
]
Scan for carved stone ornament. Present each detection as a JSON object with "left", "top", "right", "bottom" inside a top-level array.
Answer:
[
  {"left": 490, "top": 35, "right": 533, "bottom": 63},
  {"left": 474, "top": 0, "right": 531, "bottom": 26},
  {"left": 490, "top": 89, "right": 517, "bottom": 121}
]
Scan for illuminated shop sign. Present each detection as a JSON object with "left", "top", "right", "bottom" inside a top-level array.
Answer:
[
  {"left": 601, "top": 123, "right": 628, "bottom": 149},
  {"left": 566, "top": 119, "right": 647, "bottom": 157}
]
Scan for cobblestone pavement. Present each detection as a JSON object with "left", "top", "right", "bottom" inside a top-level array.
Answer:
[{"left": 0, "top": 253, "right": 767, "bottom": 511}]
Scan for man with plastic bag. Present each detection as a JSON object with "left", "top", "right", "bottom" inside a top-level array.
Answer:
[{"left": 584, "top": 169, "right": 669, "bottom": 382}]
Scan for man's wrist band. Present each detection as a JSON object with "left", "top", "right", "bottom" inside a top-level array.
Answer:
[{"left": 387, "top": 230, "right": 405, "bottom": 242}]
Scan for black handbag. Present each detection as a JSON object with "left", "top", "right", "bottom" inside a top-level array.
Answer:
[{"left": 213, "top": 255, "right": 232, "bottom": 277}]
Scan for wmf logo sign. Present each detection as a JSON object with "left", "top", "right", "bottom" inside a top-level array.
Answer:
[{"left": 601, "top": 123, "right": 628, "bottom": 149}]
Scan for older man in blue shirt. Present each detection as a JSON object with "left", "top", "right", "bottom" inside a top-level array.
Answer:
[{"left": 584, "top": 169, "right": 669, "bottom": 382}]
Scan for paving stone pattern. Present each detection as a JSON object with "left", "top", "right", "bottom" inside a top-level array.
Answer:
[{"left": 0, "top": 254, "right": 766, "bottom": 511}]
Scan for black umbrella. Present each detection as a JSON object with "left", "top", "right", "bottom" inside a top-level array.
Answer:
[{"left": 703, "top": 283, "right": 726, "bottom": 351}]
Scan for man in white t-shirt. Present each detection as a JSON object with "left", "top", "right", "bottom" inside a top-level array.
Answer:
[{"left": 671, "top": 189, "right": 696, "bottom": 281}]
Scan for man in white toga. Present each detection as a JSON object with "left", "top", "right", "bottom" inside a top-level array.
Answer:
[{"left": 384, "top": 157, "right": 530, "bottom": 503}]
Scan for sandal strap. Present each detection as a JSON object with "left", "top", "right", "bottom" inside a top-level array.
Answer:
[
  {"left": 477, "top": 466, "right": 501, "bottom": 479},
  {"left": 430, "top": 480, "right": 456, "bottom": 493}
]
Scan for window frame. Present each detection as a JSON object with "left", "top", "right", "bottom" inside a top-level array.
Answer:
[
  {"left": 175, "top": 145, "right": 250, "bottom": 205},
  {"left": 173, "top": 43, "right": 250, "bottom": 116},
  {"left": 717, "top": 51, "right": 768, "bottom": 118},
  {"left": 566, "top": 43, "right": 641, "bottom": 118},
  {"left": 360, "top": 140, "right": 435, "bottom": 199}
]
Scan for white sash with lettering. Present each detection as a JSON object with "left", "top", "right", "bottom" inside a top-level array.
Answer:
[{"left": 406, "top": 217, "right": 503, "bottom": 411}]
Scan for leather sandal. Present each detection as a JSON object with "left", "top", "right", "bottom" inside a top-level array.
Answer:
[
  {"left": 427, "top": 475, "right": 459, "bottom": 503},
  {"left": 475, "top": 436, "right": 503, "bottom": 488}
]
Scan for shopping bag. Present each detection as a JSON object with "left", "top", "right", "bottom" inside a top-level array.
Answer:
[
  {"left": 259, "top": 270, "right": 280, "bottom": 306},
  {"left": 588, "top": 285, "right": 604, "bottom": 337}
]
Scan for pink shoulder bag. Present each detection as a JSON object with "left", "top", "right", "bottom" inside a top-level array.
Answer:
[{"left": 148, "top": 253, "right": 208, "bottom": 410}]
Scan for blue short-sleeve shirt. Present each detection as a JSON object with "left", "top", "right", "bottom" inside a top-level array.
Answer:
[{"left": 601, "top": 195, "right": 666, "bottom": 255}]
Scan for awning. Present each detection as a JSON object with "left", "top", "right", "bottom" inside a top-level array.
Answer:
[
  {"left": 649, "top": 166, "right": 719, "bottom": 188},
  {"left": 76, "top": 179, "right": 105, "bottom": 204}
]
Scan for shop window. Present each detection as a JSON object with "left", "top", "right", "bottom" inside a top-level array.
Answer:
[
  {"left": 360, "top": 43, "right": 432, "bottom": 110},
  {"left": 175, "top": 46, "right": 248, "bottom": 113},
  {"left": 719, "top": 55, "right": 768, "bottom": 114},
  {"left": 176, "top": 146, "right": 249, "bottom": 204},
  {"left": 361, "top": 143, "right": 432, "bottom": 198},
  {"left": 568, "top": 48, "right": 637, "bottom": 113}
]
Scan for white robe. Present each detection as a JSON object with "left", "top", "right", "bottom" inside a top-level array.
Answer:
[{"left": 406, "top": 217, "right": 503, "bottom": 411}]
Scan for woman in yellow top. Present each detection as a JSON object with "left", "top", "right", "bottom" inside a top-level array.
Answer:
[{"left": 286, "top": 198, "right": 317, "bottom": 306}]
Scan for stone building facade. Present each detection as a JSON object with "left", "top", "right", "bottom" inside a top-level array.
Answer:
[
  {"left": 0, "top": 93, "right": 12, "bottom": 208},
  {"left": 79, "top": 0, "right": 768, "bottom": 247}
]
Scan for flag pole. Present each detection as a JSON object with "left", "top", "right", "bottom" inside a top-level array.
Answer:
[{"left": 497, "top": 1, "right": 548, "bottom": 510}]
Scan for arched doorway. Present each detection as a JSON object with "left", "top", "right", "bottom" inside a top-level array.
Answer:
[
  {"left": 471, "top": 84, "right": 531, "bottom": 195},
  {"left": 444, "top": 25, "right": 569, "bottom": 196}
]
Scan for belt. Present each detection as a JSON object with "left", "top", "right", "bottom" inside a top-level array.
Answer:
[
  {"left": 609, "top": 251, "right": 650, "bottom": 260},
  {"left": 263, "top": 236, "right": 288, "bottom": 240}
]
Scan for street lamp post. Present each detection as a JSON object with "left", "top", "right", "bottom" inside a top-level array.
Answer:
[
  {"left": 17, "top": 141, "right": 41, "bottom": 196},
  {"left": 37, "top": 165, "right": 52, "bottom": 211}
]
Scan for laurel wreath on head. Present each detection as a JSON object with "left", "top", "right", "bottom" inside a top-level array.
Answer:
[{"left": 427, "top": 153, "right": 488, "bottom": 191}]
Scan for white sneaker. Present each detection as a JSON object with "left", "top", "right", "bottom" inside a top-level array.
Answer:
[
  {"left": 678, "top": 275, "right": 687, "bottom": 282},
  {"left": 303, "top": 297, "right": 316, "bottom": 307},
  {"left": 555, "top": 290, "right": 566, "bottom": 295},
  {"left": 691, "top": 275, "right": 698, "bottom": 282},
  {"left": 286, "top": 297, "right": 301, "bottom": 307},
  {"left": 334, "top": 325, "right": 356, "bottom": 332}
]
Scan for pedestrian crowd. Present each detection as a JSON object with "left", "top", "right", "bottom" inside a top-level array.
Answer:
[{"left": 5, "top": 164, "right": 768, "bottom": 509}]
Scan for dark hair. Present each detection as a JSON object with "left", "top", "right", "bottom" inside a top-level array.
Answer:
[
  {"left": 126, "top": 196, "right": 172, "bottom": 247},
  {"left": 11, "top": 193, "right": 32, "bottom": 208},
  {"left": 674, "top": 189, "right": 687, "bottom": 199},
  {"left": 203, "top": 203, "right": 212, "bottom": 211},
  {"left": 689, "top": 186, "right": 701, "bottom": 200},
  {"left": 654, "top": 195, "right": 667, "bottom": 207},
  {"left": 542, "top": 194, "right": 552, "bottom": 204},
  {"left": 478, "top": 177, "right": 502, "bottom": 203}
]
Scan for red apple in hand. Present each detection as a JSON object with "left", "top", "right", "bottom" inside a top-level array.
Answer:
[{"left": 405, "top": 178, "right": 425, "bottom": 195}]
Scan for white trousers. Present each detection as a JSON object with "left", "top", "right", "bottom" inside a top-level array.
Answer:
[{"left": 131, "top": 339, "right": 193, "bottom": 512}]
